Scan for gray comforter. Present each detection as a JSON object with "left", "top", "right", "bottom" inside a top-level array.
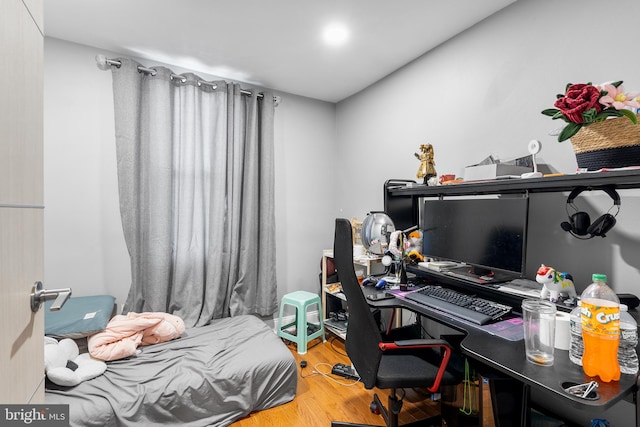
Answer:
[{"left": 46, "top": 315, "right": 297, "bottom": 426}]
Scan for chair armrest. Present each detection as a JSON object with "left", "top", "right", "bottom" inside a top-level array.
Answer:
[
  {"left": 378, "top": 339, "right": 455, "bottom": 393},
  {"left": 378, "top": 339, "right": 452, "bottom": 351}
]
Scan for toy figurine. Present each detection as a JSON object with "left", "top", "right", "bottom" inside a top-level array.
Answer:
[
  {"left": 406, "top": 230, "right": 424, "bottom": 264},
  {"left": 536, "top": 264, "right": 578, "bottom": 302},
  {"left": 415, "top": 143, "right": 436, "bottom": 185}
]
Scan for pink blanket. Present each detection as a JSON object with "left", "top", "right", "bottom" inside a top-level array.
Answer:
[{"left": 88, "top": 312, "right": 185, "bottom": 361}]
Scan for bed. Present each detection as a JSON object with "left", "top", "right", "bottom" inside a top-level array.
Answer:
[{"left": 45, "top": 313, "right": 298, "bottom": 427}]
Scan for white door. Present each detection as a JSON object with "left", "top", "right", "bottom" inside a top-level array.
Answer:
[{"left": 0, "top": 0, "right": 45, "bottom": 404}]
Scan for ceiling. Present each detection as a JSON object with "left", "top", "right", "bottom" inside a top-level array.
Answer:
[{"left": 44, "top": 0, "right": 516, "bottom": 103}]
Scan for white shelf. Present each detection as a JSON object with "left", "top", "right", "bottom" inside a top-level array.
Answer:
[
  {"left": 321, "top": 250, "right": 382, "bottom": 340},
  {"left": 324, "top": 319, "right": 347, "bottom": 340},
  {"left": 323, "top": 284, "right": 345, "bottom": 301}
]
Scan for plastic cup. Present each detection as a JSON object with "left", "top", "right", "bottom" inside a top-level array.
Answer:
[{"left": 522, "top": 299, "right": 557, "bottom": 366}]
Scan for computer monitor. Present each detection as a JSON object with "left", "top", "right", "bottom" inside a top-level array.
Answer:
[{"left": 421, "top": 196, "right": 529, "bottom": 283}]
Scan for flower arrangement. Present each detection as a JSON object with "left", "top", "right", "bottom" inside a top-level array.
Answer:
[{"left": 542, "top": 81, "right": 640, "bottom": 142}]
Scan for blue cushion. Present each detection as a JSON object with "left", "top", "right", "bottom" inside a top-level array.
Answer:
[{"left": 45, "top": 295, "right": 116, "bottom": 338}]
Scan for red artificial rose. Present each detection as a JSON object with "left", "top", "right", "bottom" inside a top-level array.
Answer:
[{"left": 554, "top": 83, "right": 602, "bottom": 123}]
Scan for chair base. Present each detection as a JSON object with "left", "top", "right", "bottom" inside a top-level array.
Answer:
[
  {"left": 331, "top": 416, "right": 441, "bottom": 427},
  {"left": 331, "top": 390, "right": 443, "bottom": 427}
]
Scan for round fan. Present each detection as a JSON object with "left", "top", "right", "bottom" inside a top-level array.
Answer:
[{"left": 360, "top": 212, "right": 395, "bottom": 255}]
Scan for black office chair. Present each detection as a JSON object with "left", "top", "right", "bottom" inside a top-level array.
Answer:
[{"left": 331, "top": 218, "right": 461, "bottom": 427}]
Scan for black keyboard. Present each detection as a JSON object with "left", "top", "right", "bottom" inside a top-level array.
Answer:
[{"left": 403, "top": 285, "right": 513, "bottom": 325}]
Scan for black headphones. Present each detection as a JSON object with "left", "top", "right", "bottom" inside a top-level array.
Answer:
[{"left": 561, "top": 186, "right": 620, "bottom": 239}]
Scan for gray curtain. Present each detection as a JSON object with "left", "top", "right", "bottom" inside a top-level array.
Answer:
[{"left": 110, "top": 58, "right": 277, "bottom": 327}]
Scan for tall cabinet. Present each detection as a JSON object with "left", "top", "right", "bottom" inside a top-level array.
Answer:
[{"left": 1, "top": 0, "right": 45, "bottom": 404}]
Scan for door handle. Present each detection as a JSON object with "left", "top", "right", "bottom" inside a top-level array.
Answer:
[{"left": 30, "top": 281, "right": 72, "bottom": 312}]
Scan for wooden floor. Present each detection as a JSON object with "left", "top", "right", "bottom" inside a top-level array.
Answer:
[{"left": 230, "top": 335, "right": 443, "bottom": 427}]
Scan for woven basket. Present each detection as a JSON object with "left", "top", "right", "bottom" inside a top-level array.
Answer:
[{"left": 570, "top": 114, "right": 640, "bottom": 170}]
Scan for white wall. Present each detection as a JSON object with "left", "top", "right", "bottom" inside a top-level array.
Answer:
[
  {"left": 336, "top": 0, "right": 640, "bottom": 290},
  {"left": 43, "top": 38, "right": 338, "bottom": 312},
  {"left": 335, "top": 0, "right": 640, "bottom": 423},
  {"left": 44, "top": 39, "right": 126, "bottom": 301},
  {"left": 273, "top": 89, "right": 340, "bottom": 303}
]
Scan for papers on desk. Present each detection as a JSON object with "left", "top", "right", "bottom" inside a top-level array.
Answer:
[
  {"left": 498, "top": 278, "right": 542, "bottom": 298},
  {"left": 481, "top": 317, "right": 524, "bottom": 341},
  {"left": 418, "top": 261, "right": 463, "bottom": 272}
]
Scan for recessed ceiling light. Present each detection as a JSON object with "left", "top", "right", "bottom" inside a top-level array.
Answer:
[{"left": 322, "top": 23, "right": 349, "bottom": 47}]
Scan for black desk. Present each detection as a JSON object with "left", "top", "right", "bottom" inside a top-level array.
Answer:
[
  {"left": 367, "top": 289, "right": 639, "bottom": 426},
  {"left": 380, "top": 171, "right": 640, "bottom": 423}
]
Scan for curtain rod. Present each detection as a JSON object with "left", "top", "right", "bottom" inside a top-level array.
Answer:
[{"left": 95, "top": 54, "right": 280, "bottom": 104}]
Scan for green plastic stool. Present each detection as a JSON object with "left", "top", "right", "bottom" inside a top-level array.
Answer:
[{"left": 276, "top": 290, "right": 325, "bottom": 354}]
